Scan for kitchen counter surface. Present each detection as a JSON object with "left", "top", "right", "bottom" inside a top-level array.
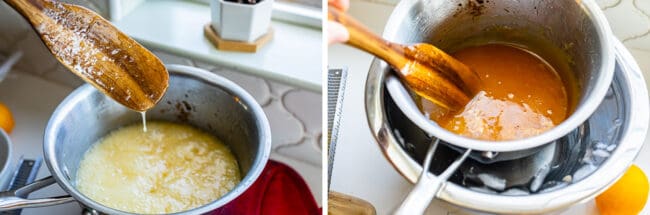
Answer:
[
  {"left": 328, "top": 0, "right": 650, "bottom": 214},
  {"left": 113, "top": 0, "right": 322, "bottom": 92}
]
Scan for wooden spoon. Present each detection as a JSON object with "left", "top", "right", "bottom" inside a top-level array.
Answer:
[
  {"left": 4, "top": 0, "right": 168, "bottom": 112},
  {"left": 329, "top": 7, "right": 481, "bottom": 111}
]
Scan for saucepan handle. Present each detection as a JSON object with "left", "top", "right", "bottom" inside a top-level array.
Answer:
[
  {"left": 0, "top": 176, "right": 75, "bottom": 211},
  {"left": 393, "top": 172, "right": 445, "bottom": 215},
  {"left": 394, "top": 139, "right": 471, "bottom": 215}
]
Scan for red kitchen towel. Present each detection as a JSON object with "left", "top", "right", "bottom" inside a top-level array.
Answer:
[{"left": 209, "top": 160, "right": 321, "bottom": 215}]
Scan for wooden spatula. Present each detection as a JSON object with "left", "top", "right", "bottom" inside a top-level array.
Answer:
[
  {"left": 329, "top": 7, "right": 481, "bottom": 111},
  {"left": 4, "top": 0, "right": 168, "bottom": 112}
]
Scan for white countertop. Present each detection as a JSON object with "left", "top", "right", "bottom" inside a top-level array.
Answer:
[
  {"left": 328, "top": 0, "right": 650, "bottom": 214},
  {"left": 113, "top": 0, "right": 322, "bottom": 92}
]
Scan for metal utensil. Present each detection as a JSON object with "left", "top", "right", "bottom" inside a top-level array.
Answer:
[
  {"left": 0, "top": 176, "right": 73, "bottom": 211},
  {"left": 1, "top": 157, "right": 43, "bottom": 215},
  {"left": 394, "top": 139, "right": 470, "bottom": 214},
  {"left": 327, "top": 68, "right": 348, "bottom": 188}
]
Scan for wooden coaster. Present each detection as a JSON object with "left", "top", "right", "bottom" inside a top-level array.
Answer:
[{"left": 204, "top": 24, "right": 273, "bottom": 53}]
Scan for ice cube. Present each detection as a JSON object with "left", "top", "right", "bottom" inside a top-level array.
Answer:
[
  {"left": 592, "top": 149, "right": 610, "bottom": 158},
  {"left": 530, "top": 164, "right": 550, "bottom": 192},
  {"left": 478, "top": 173, "right": 506, "bottom": 191}
]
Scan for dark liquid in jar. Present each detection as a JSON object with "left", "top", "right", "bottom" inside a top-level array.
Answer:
[{"left": 419, "top": 44, "right": 569, "bottom": 141}]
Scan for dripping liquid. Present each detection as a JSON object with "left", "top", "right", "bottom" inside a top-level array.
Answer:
[
  {"left": 418, "top": 44, "right": 570, "bottom": 141},
  {"left": 140, "top": 111, "right": 147, "bottom": 132}
]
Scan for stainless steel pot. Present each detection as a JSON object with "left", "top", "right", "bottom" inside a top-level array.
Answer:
[
  {"left": 367, "top": 25, "right": 649, "bottom": 215},
  {"left": 0, "top": 64, "right": 272, "bottom": 214},
  {"left": 383, "top": 0, "right": 615, "bottom": 154}
]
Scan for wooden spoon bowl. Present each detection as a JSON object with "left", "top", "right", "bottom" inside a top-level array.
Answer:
[{"left": 4, "top": 0, "right": 168, "bottom": 112}]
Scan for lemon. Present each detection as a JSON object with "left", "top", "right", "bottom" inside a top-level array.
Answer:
[
  {"left": 596, "top": 164, "right": 649, "bottom": 215},
  {"left": 0, "top": 102, "right": 14, "bottom": 134}
]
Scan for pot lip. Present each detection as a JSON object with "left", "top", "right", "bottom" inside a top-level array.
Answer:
[
  {"left": 43, "top": 64, "right": 272, "bottom": 215},
  {"left": 366, "top": 38, "right": 648, "bottom": 213},
  {"left": 382, "top": 0, "right": 617, "bottom": 152}
]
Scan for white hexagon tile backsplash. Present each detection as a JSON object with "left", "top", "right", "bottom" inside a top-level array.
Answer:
[
  {"left": 596, "top": 0, "right": 650, "bottom": 98},
  {"left": 598, "top": 0, "right": 650, "bottom": 44}
]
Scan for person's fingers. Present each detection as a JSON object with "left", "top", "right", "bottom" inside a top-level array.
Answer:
[
  {"left": 328, "top": 0, "right": 349, "bottom": 11},
  {"left": 328, "top": 21, "right": 349, "bottom": 44},
  {"left": 327, "top": 0, "right": 350, "bottom": 44}
]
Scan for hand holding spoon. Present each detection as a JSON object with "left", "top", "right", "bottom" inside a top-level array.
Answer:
[
  {"left": 4, "top": 0, "right": 168, "bottom": 112},
  {"left": 328, "top": 7, "right": 481, "bottom": 110}
]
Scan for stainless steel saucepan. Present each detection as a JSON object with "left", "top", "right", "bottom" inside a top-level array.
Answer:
[
  {"left": 385, "top": 0, "right": 615, "bottom": 160},
  {"left": 0, "top": 64, "right": 271, "bottom": 214}
]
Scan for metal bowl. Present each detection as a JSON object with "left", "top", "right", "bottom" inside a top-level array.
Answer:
[
  {"left": 42, "top": 64, "right": 271, "bottom": 214},
  {"left": 0, "top": 129, "right": 12, "bottom": 191},
  {"left": 367, "top": 36, "right": 648, "bottom": 213},
  {"left": 382, "top": 0, "right": 615, "bottom": 153}
]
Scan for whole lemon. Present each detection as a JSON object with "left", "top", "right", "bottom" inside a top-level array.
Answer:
[
  {"left": 0, "top": 102, "right": 14, "bottom": 134},
  {"left": 596, "top": 164, "right": 649, "bottom": 215}
]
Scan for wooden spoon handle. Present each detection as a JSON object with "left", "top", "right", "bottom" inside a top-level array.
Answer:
[
  {"left": 328, "top": 7, "right": 410, "bottom": 69},
  {"left": 328, "top": 7, "right": 473, "bottom": 110}
]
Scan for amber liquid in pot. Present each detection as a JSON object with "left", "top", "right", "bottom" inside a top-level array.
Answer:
[{"left": 419, "top": 44, "right": 569, "bottom": 141}]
